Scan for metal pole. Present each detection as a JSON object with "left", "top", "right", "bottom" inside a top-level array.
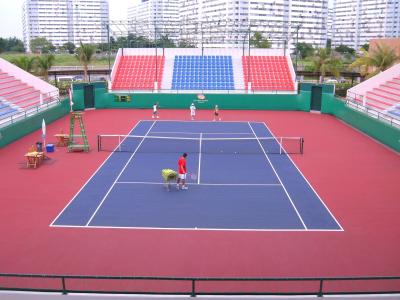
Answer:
[
  {"left": 155, "top": 22, "right": 158, "bottom": 86},
  {"left": 295, "top": 24, "right": 300, "bottom": 72},
  {"left": 107, "top": 24, "right": 111, "bottom": 79},
  {"left": 247, "top": 26, "right": 251, "bottom": 91}
]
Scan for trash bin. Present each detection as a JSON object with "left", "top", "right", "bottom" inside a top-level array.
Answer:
[
  {"left": 46, "top": 144, "right": 55, "bottom": 152},
  {"left": 36, "top": 142, "right": 43, "bottom": 152}
]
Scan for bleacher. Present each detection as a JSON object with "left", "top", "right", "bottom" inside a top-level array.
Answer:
[
  {"left": 347, "top": 64, "right": 400, "bottom": 122},
  {"left": 172, "top": 56, "right": 234, "bottom": 90},
  {"left": 0, "top": 70, "right": 52, "bottom": 110},
  {"left": 242, "top": 56, "right": 295, "bottom": 91},
  {"left": 364, "top": 77, "right": 400, "bottom": 118},
  {"left": 112, "top": 55, "right": 165, "bottom": 90},
  {"left": 110, "top": 48, "right": 297, "bottom": 93},
  {"left": 0, "top": 58, "right": 59, "bottom": 127}
]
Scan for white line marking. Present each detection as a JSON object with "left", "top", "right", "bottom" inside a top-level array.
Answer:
[
  {"left": 263, "top": 122, "right": 344, "bottom": 231},
  {"left": 198, "top": 132, "right": 202, "bottom": 184},
  {"left": 144, "top": 119, "right": 265, "bottom": 124},
  {"left": 85, "top": 121, "right": 156, "bottom": 226},
  {"left": 116, "top": 181, "right": 281, "bottom": 186},
  {"left": 49, "top": 121, "right": 143, "bottom": 226},
  {"left": 248, "top": 122, "right": 308, "bottom": 230},
  {"left": 50, "top": 224, "right": 343, "bottom": 232},
  {"left": 150, "top": 131, "right": 254, "bottom": 135}
]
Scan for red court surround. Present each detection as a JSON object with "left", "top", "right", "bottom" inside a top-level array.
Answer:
[{"left": 0, "top": 109, "right": 399, "bottom": 287}]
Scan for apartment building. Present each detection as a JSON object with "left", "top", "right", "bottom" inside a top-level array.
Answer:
[
  {"left": 332, "top": 0, "right": 400, "bottom": 49},
  {"left": 22, "top": 0, "right": 109, "bottom": 51}
]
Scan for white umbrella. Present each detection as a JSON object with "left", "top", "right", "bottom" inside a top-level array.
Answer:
[{"left": 42, "top": 118, "right": 46, "bottom": 151}]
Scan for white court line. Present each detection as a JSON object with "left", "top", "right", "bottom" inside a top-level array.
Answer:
[
  {"left": 116, "top": 181, "right": 281, "bottom": 186},
  {"left": 85, "top": 121, "right": 156, "bottom": 227},
  {"left": 49, "top": 120, "right": 143, "bottom": 227},
  {"left": 51, "top": 224, "right": 343, "bottom": 232},
  {"left": 198, "top": 133, "right": 202, "bottom": 184},
  {"left": 144, "top": 119, "right": 266, "bottom": 124},
  {"left": 263, "top": 122, "right": 344, "bottom": 231},
  {"left": 150, "top": 131, "right": 254, "bottom": 135},
  {"left": 248, "top": 122, "right": 308, "bottom": 230}
]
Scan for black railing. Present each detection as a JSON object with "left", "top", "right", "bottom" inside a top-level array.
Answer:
[{"left": 0, "top": 274, "right": 399, "bottom": 297}]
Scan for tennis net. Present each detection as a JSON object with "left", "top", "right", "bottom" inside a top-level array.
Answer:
[{"left": 97, "top": 134, "right": 304, "bottom": 155}]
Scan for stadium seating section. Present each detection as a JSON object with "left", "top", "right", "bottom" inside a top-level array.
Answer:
[
  {"left": 242, "top": 56, "right": 294, "bottom": 91},
  {"left": 111, "top": 50, "right": 296, "bottom": 92},
  {"left": 112, "top": 55, "right": 165, "bottom": 90},
  {"left": 172, "top": 56, "right": 234, "bottom": 90},
  {"left": 364, "top": 76, "right": 400, "bottom": 118},
  {"left": 0, "top": 70, "right": 51, "bottom": 117}
]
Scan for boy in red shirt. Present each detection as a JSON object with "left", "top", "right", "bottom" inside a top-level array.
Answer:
[{"left": 177, "top": 153, "right": 188, "bottom": 190}]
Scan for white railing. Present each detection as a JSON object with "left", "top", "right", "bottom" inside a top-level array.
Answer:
[
  {"left": 0, "top": 91, "right": 60, "bottom": 128},
  {"left": 346, "top": 93, "right": 400, "bottom": 128}
]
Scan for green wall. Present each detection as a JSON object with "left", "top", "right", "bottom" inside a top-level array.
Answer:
[
  {"left": 71, "top": 82, "right": 311, "bottom": 111},
  {"left": 0, "top": 99, "right": 70, "bottom": 148},
  {"left": 322, "top": 94, "right": 400, "bottom": 152}
]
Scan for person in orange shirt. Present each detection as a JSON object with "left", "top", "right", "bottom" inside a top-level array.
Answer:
[{"left": 176, "top": 153, "right": 188, "bottom": 190}]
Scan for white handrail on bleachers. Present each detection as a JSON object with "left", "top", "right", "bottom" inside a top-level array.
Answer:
[
  {"left": 0, "top": 91, "right": 60, "bottom": 128},
  {"left": 347, "top": 63, "right": 400, "bottom": 98}
]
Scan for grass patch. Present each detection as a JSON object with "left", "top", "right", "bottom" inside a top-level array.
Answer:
[{"left": 0, "top": 53, "right": 114, "bottom": 67}]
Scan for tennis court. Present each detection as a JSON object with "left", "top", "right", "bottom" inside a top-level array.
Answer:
[{"left": 52, "top": 120, "right": 341, "bottom": 231}]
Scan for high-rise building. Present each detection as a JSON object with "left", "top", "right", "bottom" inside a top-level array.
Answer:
[
  {"left": 127, "top": 0, "right": 180, "bottom": 43},
  {"left": 178, "top": 0, "right": 328, "bottom": 49},
  {"left": 22, "top": 0, "right": 109, "bottom": 51},
  {"left": 332, "top": 0, "right": 400, "bottom": 50}
]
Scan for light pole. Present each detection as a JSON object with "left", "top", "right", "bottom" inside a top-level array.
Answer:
[{"left": 295, "top": 24, "right": 301, "bottom": 73}]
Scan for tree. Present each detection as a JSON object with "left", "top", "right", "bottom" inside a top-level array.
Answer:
[
  {"left": 11, "top": 56, "right": 36, "bottom": 73},
  {"left": 156, "top": 35, "right": 176, "bottom": 48},
  {"left": 60, "top": 42, "right": 76, "bottom": 54},
  {"left": 178, "top": 39, "right": 195, "bottom": 48},
  {"left": 250, "top": 32, "right": 271, "bottom": 48},
  {"left": 36, "top": 54, "right": 55, "bottom": 81},
  {"left": 335, "top": 44, "right": 355, "bottom": 55},
  {"left": 326, "top": 39, "right": 332, "bottom": 50},
  {"left": 75, "top": 42, "right": 96, "bottom": 81},
  {"left": 0, "top": 38, "right": 6, "bottom": 53},
  {"left": 30, "top": 37, "right": 55, "bottom": 54},
  {"left": 349, "top": 44, "right": 399, "bottom": 78},
  {"left": 296, "top": 42, "right": 314, "bottom": 59},
  {"left": 310, "top": 48, "right": 343, "bottom": 83},
  {"left": 5, "top": 37, "right": 25, "bottom": 52},
  {"left": 361, "top": 43, "right": 369, "bottom": 51}
]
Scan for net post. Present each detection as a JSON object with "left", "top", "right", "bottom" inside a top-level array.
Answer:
[
  {"left": 97, "top": 135, "right": 100, "bottom": 152},
  {"left": 119, "top": 135, "right": 121, "bottom": 152},
  {"left": 279, "top": 137, "right": 283, "bottom": 155},
  {"left": 300, "top": 137, "right": 304, "bottom": 154}
]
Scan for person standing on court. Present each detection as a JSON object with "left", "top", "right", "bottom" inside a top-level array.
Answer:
[
  {"left": 152, "top": 102, "right": 159, "bottom": 119},
  {"left": 177, "top": 153, "right": 188, "bottom": 190},
  {"left": 213, "top": 104, "right": 221, "bottom": 121},
  {"left": 190, "top": 103, "right": 196, "bottom": 120}
]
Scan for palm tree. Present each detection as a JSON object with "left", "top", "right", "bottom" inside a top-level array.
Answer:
[
  {"left": 36, "top": 54, "right": 55, "bottom": 81},
  {"left": 11, "top": 56, "right": 36, "bottom": 73},
  {"left": 310, "top": 48, "right": 343, "bottom": 83},
  {"left": 349, "top": 44, "right": 399, "bottom": 78},
  {"left": 75, "top": 42, "right": 96, "bottom": 81}
]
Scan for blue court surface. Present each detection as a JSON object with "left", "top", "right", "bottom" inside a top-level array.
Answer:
[{"left": 52, "top": 121, "right": 342, "bottom": 231}]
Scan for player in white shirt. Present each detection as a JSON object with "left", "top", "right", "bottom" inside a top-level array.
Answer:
[
  {"left": 190, "top": 103, "right": 196, "bottom": 120},
  {"left": 152, "top": 103, "right": 159, "bottom": 118}
]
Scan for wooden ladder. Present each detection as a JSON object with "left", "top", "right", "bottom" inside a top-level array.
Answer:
[{"left": 68, "top": 112, "right": 89, "bottom": 152}]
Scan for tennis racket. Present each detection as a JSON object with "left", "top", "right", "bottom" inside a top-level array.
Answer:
[{"left": 189, "top": 173, "right": 198, "bottom": 180}]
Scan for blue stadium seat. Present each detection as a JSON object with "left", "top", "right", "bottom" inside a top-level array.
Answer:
[{"left": 172, "top": 55, "right": 235, "bottom": 90}]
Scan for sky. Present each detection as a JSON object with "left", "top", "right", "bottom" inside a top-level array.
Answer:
[{"left": 0, "top": 0, "right": 334, "bottom": 39}]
